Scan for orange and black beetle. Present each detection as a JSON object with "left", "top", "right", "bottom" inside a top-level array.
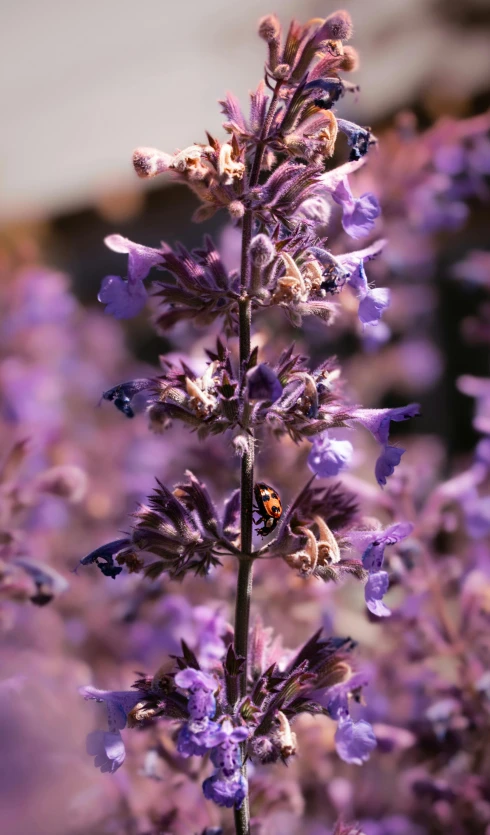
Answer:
[{"left": 253, "top": 482, "right": 283, "bottom": 537}]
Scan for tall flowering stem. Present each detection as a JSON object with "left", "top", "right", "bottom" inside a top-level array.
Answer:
[{"left": 79, "top": 9, "right": 423, "bottom": 833}]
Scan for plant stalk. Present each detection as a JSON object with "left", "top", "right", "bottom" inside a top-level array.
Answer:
[{"left": 233, "top": 82, "right": 281, "bottom": 835}]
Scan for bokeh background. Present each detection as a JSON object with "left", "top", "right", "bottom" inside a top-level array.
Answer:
[{"left": 1, "top": 1, "right": 490, "bottom": 834}]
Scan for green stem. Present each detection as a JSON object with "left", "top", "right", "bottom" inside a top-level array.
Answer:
[{"left": 232, "top": 80, "right": 281, "bottom": 835}]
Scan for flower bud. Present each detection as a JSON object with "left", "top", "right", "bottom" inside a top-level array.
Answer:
[
  {"left": 272, "top": 63, "right": 290, "bottom": 80},
  {"left": 323, "top": 11, "right": 353, "bottom": 41},
  {"left": 249, "top": 234, "right": 275, "bottom": 267},
  {"left": 228, "top": 200, "right": 245, "bottom": 219},
  {"left": 132, "top": 147, "right": 173, "bottom": 179},
  {"left": 340, "top": 46, "right": 359, "bottom": 72},
  {"left": 258, "top": 14, "right": 280, "bottom": 43}
]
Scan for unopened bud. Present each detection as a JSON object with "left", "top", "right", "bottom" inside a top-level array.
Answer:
[
  {"left": 249, "top": 234, "right": 275, "bottom": 267},
  {"left": 258, "top": 14, "right": 280, "bottom": 43},
  {"left": 272, "top": 63, "right": 290, "bottom": 80},
  {"left": 228, "top": 200, "right": 245, "bottom": 219},
  {"left": 323, "top": 10, "right": 353, "bottom": 41},
  {"left": 132, "top": 147, "right": 173, "bottom": 179},
  {"left": 340, "top": 45, "right": 359, "bottom": 72},
  {"left": 315, "top": 10, "right": 352, "bottom": 43}
]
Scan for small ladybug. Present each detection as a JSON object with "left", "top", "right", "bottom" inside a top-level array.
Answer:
[{"left": 253, "top": 482, "right": 283, "bottom": 538}]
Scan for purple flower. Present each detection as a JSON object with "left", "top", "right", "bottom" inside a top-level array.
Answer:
[
  {"left": 352, "top": 404, "right": 421, "bottom": 446},
  {"left": 308, "top": 433, "right": 353, "bottom": 477},
  {"left": 358, "top": 522, "right": 414, "bottom": 572},
  {"left": 209, "top": 720, "right": 249, "bottom": 776},
  {"left": 352, "top": 403, "right": 419, "bottom": 485},
  {"left": 86, "top": 730, "right": 126, "bottom": 774},
  {"left": 98, "top": 275, "right": 148, "bottom": 319},
  {"left": 315, "top": 672, "right": 370, "bottom": 719},
  {"left": 177, "top": 719, "right": 222, "bottom": 757},
  {"left": 358, "top": 287, "right": 391, "bottom": 326},
  {"left": 247, "top": 364, "right": 283, "bottom": 402},
  {"left": 80, "top": 686, "right": 144, "bottom": 731},
  {"left": 98, "top": 234, "right": 163, "bottom": 319},
  {"left": 175, "top": 668, "right": 218, "bottom": 720},
  {"left": 175, "top": 668, "right": 222, "bottom": 757},
  {"left": 335, "top": 716, "right": 377, "bottom": 765},
  {"left": 202, "top": 770, "right": 247, "bottom": 809},
  {"left": 462, "top": 491, "right": 490, "bottom": 539},
  {"left": 375, "top": 445, "right": 405, "bottom": 487},
  {"left": 331, "top": 176, "right": 380, "bottom": 239},
  {"left": 348, "top": 522, "right": 413, "bottom": 617},
  {"left": 365, "top": 571, "right": 391, "bottom": 617}
]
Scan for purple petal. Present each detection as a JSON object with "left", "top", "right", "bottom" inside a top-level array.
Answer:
[
  {"left": 247, "top": 364, "right": 283, "bottom": 402},
  {"left": 365, "top": 571, "right": 391, "bottom": 617},
  {"left": 202, "top": 770, "right": 247, "bottom": 809},
  {"left": 375, "top": 445, "right": 405, "bottom": 487},
  {"left": 342, "top": 192, "right": 381, "bottom": 239},
  {"left": 352, "top": 403, "right": 420, "bottom": 445},
  {"left": 98, "top": 275, "right": 148, "bottom": 319},
  {"left": 174, "top": 668, "right": 217, "bottom": 692},
  {"left": 86, "top": 730, "right": 126, "bottom": 773},
  {"left": 335, "top": 717, "right": 377, "bottom": 765},
  {"left": 104, "top": 234, "right": 163, "bottom": 283},
  {"left": 358, "top": 287, "right": 391, "bottom": 325},
  {"left": 79, "top": 686, "right": 143, "bottom": 730},
  {"left": 308, "top": 433, "right": 353, "bottom": 477}
]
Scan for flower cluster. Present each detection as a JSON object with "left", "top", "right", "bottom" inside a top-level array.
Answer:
[{"left": 81, "top": 623, "right": 377, "bottom": 809}]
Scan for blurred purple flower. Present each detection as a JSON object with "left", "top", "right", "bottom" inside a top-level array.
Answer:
[
  {"left": 335, "top": 716, "right": 377, "bottom": 765},
  {"left": 80, "top": 686, "right": 144, "bottom": 731},
  {"left": 358, "top": 287, "right": 391, "bottom": 326},
  {"left": 331, "top": 178, "right": 380, "bottom": 239},
  {"left": 202, "top": 770, "right": 247, "bottom": 809},
  {"left": 352, "top": 404, "right": 420, "bottom": 446},
  {"left": 365, "top": 571, "right": 391, "bottom": 616},
  {"left": 352, "top": 403, "right": 419, "bottom": 485},
  {"left": 374, "top": 445, "right": 405, "bottom": 487},
  {"left": 86, "top": 730, "right": 126, "bottom": 774},
  {"left": 308, "top": 433, "right": 353, "bottom": 477}
]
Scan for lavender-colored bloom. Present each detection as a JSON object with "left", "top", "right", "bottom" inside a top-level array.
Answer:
[
  {"left": 308, "top": 433, "right": 353, "bottom": 478},
  {"left": 247, "top": 364, "right": 282, "bottom": 402},
  {"left": 99, "top": 234, "right": 163, "bottom": 319},
  {"left": 98, "top": 274, "right": 148, "bottom": 319},
  {"left": 365, "top": 571, "right": 391, "bottom": 617},
  {"left": 375, "top": 445, "right": 405, "bottom": 487},
  {"left": 86, "top": 730, "right": 126, "bottom": 774},
  {"left": 335, "top": 716, "right": 377, "bottom": 765},
  {"left": 356, "top": 522, "right": 414, "bottom": 571},
  {"left": 462, "top": 491, "right": 490, "bottom": 539},
  {"left": 317, "top": 672, "right": 370, "bottom": 719},
  {"left": 177, "top": 719, "right": 223, "bottom": 757},
  {"left": 202, "top": 770, "right": 247, "bottom": 809},
  {"left": 352, "top": 403, "right": 419, "bottom": 484},
  {"left": 331, "top": 177, "right": 380, "bottom": 239},
  {"left": 352, "top": 404, "right": 420, "bottom": 446},
  {"left": 358, "top": 287, "right": 391, "bottom": 326},
  {"left": 80, "top": 686, "right": 144, "bottom": 731},
  {"left": 209, "top": 720, "right": 249, "bottom": 776},
  {"left": 175, "top": 668, "right": 222, "bottom": 757}
]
